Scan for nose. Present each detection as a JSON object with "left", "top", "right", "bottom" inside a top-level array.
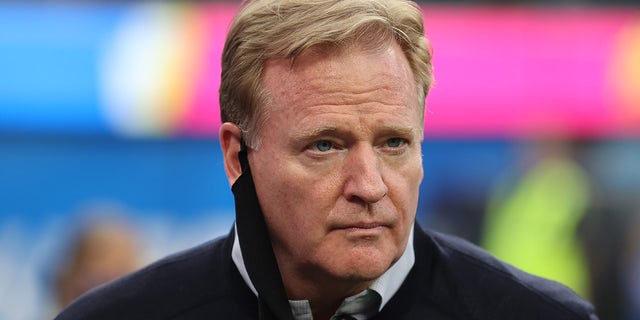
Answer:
[{"left": 343, "top": 145, "right": 388, "bottom": 204}]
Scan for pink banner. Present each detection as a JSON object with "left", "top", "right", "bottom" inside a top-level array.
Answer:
[
  {"left": 422, "top": 6, "right": 640, "bottom": 138},
  {"left": 103, "top": 4, "right": 640, "bottom": 138}
]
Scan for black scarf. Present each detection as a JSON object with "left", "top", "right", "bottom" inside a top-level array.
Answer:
[{"left": 231, "top": 145, "right": 296, "bottom": 320}]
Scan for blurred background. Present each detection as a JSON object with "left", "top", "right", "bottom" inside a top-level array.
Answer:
[{"left": 1, "top": 0, "right": 639, "bottom": 319}]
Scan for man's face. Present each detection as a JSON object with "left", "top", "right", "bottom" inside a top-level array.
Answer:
[{"left": 248, "top": 41, "right": 424, "bottom": 296}]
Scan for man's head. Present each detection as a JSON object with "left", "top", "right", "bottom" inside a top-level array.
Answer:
[
  {"left": 219, "top": 0, "right": 433, "bottom": 306},
  {"left": 219, "top": 0, "right": 433, "bottom": 149}
]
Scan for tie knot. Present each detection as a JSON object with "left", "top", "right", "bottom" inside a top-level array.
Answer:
[{"left": 332, "top": 289, "right": 382, "bottom": 320}]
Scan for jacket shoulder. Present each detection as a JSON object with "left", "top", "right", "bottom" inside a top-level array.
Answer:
[
  {"left": 55, "top": 233, "right": 256, "bottom": 319},
  {"left": 421, "top": 229, "right": 598, "bottom": 319}
]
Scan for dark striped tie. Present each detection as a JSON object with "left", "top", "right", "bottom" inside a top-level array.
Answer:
[{"left": 332, "top": 289, "right": 382, "bottom": 320}]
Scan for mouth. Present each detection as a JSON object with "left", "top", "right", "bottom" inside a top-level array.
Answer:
[
  {"left": 332, "top": 222, "right": 390, "bottom": 235},
  {"left": 342, "top": 222, "right": 385, "bottom": 230}
]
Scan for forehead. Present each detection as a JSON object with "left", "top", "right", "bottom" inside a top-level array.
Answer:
[{"left": 261, "top": 41, "right": 419, "bottom": 115}]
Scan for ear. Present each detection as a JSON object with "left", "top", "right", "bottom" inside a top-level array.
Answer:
[{"left": 219, "top": 122, "right": 244, "bottom": 187}]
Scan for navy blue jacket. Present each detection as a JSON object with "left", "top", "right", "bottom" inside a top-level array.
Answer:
[{"left": 55, "top": 224, "right": 598, "bottom": 319}]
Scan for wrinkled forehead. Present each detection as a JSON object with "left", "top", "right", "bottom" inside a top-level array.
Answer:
[
  {"left": 251, "top": 39, "right": 423, "bottom": 146},
  {"left": 262, "top": 39, "right": 418, "bottom": 104},
  {"left": 261, "top": 40, "right": 422, "bottom": 127}
]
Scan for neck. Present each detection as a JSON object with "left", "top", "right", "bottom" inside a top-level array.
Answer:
[
  {"left": 283, "top": 270, "right": 374, "bottom": 320},
  {"left": 310, "top": 298, "right": 343, "bottom": 320}
]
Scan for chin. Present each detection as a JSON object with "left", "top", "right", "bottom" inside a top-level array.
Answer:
[{"left": 333, "top": 248, "right": 397, "bottom": 281}]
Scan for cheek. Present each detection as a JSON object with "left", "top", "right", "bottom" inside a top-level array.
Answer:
[
  {"left": 256, "top": 174, "right": 339, "bottom": 258},
  {"left": 387, "top": 158, "right": 423, "bottom": 214},
  {"left": 252, "top": 158, "right": 333, "bottom": 230}
]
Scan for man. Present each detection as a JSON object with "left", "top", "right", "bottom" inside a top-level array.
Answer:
[{"left": 56, "top": 0, "right": 599, "bottom": 319}]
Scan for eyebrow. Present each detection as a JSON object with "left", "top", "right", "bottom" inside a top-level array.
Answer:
[
  {"left": 294, "top": 125, "right": 342, "bottom": 143},
  {"left": 294, "top": 124, "right": 419, "bottom": 143},
  {"left": 376, "top": 125, "right": 417, "bottom": 138}
]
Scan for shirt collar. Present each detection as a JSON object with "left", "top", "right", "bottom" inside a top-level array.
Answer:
[
  {"left": 232, "top": 222, "right": 259, "bottom": 296},
  {"left": 370, "top": 225, "right": 415, "bottom": 310},
  {"left": 232, "top": 223, "right": 415, "bottom": 317}
]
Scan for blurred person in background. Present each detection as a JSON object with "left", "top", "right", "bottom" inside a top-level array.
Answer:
[
  {"left": 56, "top": 0, "right": 598, "bottom": 319},
  {"left": 482, "top": 139, "right": 592, "bottom": 299},
  {"left": 53, "top": 219, "right": 141, "bottom": 313}
]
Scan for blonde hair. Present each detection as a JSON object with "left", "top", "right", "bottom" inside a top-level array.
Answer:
[{"left": 220, "top": 0, "right": 433, "bottom": 148}]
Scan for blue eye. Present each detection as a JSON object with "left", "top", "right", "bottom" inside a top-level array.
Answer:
[
  {"left": 386, "top": 138, "right": 404, "bottom": 148},
  {"left": 313, "top": 140, "right": 333, "bottom": 152}
]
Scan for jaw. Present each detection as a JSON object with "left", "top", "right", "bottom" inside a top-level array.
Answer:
[
  {"left": 276, "top": 237, "right": 396, "bottom": 320},
  {"left": 274, "top": 227, "right": 403, "bottom": 299}
]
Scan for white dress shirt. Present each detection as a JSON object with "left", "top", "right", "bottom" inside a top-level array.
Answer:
[{"left": 232, "top": 224, "right": 415, "bottom": 319}]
